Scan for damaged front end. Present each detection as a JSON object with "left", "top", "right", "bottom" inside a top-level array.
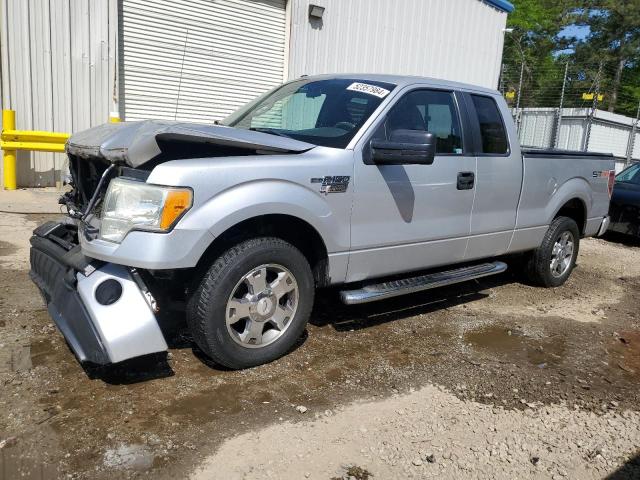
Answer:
[
  {"left": 30, "top": 120, "right": 313, "bottom": 366},
  {"left": 29, "top": 221, "right": 167, "bottom": 364},
  {"left": 60, "top": 119, "right": 313, "bottom": 221}
]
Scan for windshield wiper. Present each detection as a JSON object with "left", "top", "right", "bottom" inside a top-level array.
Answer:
[{"left": 248, "top": 127, "right": 290, "bottom": 138}]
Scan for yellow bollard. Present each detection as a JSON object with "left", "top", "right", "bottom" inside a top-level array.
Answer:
[{"left": 2, "top": 109, "right": 17, "bottom": 190}]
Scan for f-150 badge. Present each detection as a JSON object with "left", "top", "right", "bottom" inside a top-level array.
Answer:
[{"left": 311, "top": 176, "right": 351, "bottom": 194}]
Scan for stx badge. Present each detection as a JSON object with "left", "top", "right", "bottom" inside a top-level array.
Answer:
[{"left": 310, "top": 176, "right": 351, "bottom": 194}]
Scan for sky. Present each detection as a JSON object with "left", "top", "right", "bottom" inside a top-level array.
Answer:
[
  {"left": 555, "top": 24, "right": 590, "bottom": 55},
  {"left": 558, "top": 24, "right": 590, "bottom": 42}
]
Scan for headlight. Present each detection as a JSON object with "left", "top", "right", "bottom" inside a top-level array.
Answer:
[{"left": 99, "top": 178, "right": 193, "bottom": 243}]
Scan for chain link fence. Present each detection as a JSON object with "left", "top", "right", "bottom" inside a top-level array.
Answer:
[{"left": 499, "top": 62, "right": 640, "bottom": 168}]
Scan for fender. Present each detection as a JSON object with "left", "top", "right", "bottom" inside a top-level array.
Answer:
[
  {"left": 545, "top": 177, "right": 591, "bottom": 226},
  {"left": 180, "top": 179, "right": 350, "bottom": 255},
  {"left": 82, "top": 146, "right": 354, "bottom": 271},
  {"left": 80, "top": 179, "right": 351, "bottom": 272},
  {"left": 516, "top": 175, "right": 592, "bottom": 231},
  {"left": 509, "top": 176, "right": 592, "bottom": 254}
]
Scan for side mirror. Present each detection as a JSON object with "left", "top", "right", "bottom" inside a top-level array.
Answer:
[{"left": 370, "top": 130, "right": 436, "bottom": 165}]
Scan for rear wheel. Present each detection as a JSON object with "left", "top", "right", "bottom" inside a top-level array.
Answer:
[
  {"left": 524, "top": 216, "right": 580, "bottom": 287},
  {"left": 187, "top": 237, "right": 314, "bottom": 369}
]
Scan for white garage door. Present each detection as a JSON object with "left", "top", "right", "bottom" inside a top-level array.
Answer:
[{"left": 122, "top": 0, "right": 287, "bottom": 123}]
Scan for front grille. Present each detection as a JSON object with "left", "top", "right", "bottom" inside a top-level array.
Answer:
[{"left": 67, "top": 154, "right": 111, "bottom": 211}]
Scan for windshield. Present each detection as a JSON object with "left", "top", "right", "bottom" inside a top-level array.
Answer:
[{"left": 222, "top": 78, "right": 396, "bottom": 148}]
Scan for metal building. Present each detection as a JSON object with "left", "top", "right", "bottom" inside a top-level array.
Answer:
[
  {"left": 1, "top": 0, "right": 513, "bottom": 187},
  {"left": 517, "top": 108, "right": 640, "bottom": 172}
]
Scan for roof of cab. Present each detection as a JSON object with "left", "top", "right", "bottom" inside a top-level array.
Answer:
[{"left": 292, "top": 73, "right": 500, "bottom": 97}]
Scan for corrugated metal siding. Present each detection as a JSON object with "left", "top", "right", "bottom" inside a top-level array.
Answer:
[
  {"left": 589, "top": 121, "right": 631, "bottom": 158},
  {"left": 287, "top": 0, "right": 507, "bottom": 89},
  {"left": 557, "top": 119, "right": 585, "bottom": 151},
  {"left": 0, "top": 0, "right": 117, "bottom": 188},
  {"left": 121, "top": 0, "right": 287, "bottom": 123},
  {"left": 518, "top": 108, "right": 555, "bottom": 147},
  {"left": 517, "top": 107, "right": 640, "bottom": 167}
]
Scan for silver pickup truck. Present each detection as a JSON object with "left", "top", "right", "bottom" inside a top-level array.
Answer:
[{"left": 29, "top": 74, "right": 615, "bottom": 369}]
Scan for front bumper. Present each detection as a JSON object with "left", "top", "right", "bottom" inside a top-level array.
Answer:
[
  {"left": 78, "top": 222, "right": 214, "bottom": 270},
  {"left": 29, "top": 222, "right": 168, "bottom": 365}
]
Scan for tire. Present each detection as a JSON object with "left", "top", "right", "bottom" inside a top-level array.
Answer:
[
  {"left": 524, "top": 216, "right": 580, "bottom": 287},
  {"left": 187, "top": 237, "right": 314, "bottom": 369}
]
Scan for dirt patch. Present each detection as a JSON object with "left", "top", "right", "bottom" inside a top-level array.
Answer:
[
  {"left": 0, "top": 240, "right": 17, "bottom": 257},
  {"left": 456, "top": 237, "right": 640, "bottom": 324},
  {"left": 0, "top": 215, "right": 35, "bottom": 269},
  {"left": 464, "top": 324, "right": 567, "bottom": 368},
  {"left": 608, "top": 330, "right": 640, "bottom": 377},
  {"left": 0, "top": 340, "right": 31, "bottom": 374},
  {"left": 0, "top": 213, "right": 63, "bottom": 269},
  {"left": 1, "top": 212, "right": 640, "bottom": 479},
  {"left": 331, "top": 465, "right": 374, "bottom": 480}
]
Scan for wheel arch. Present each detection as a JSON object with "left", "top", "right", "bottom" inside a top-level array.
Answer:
[
  {"left": 194, "top": 214, "right": 331, "bottom": 287},
  {"left": 553, "top": 197, "right": 587, "bottom": 235}
]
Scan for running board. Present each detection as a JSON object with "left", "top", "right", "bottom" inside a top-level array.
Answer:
[{"left": 340, "top": 261, "right": 508, "bottom": 305}]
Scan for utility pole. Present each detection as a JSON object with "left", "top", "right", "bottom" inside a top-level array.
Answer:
[
  {"left": 553, "top": 62, "right": 569, "bottom": 149},
  {"left": 583, "top": 62, "right": 603, "bottom": 152},
  {"left": 625, "top": 100, "right": 640, "bottom": 165}
]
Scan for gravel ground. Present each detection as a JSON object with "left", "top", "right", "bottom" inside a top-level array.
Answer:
[
  {"left": 193, "top": 384, "right": 640, "bottom": 480},
  {"left": 0, "top": 211, "right": 639, "bottom": 479}
]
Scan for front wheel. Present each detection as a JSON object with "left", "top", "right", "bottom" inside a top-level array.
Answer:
[
  {"left": 524, "top": 216, "right": 580, "bottom": 288},
  {"left": 187, "top": 237, "right": 314, "bottom": 369}
]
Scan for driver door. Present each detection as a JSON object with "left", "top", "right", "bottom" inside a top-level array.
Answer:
[{"left": 347, "top": 88, "right": 476, "bottom": 283}]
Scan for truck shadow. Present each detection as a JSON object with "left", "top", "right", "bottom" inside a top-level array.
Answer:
[
  {"left": 83, "top": 313, "right": 195, "bottom": 383},
  {"left": 86, "top": 267, "right": 523, "bottom": 381},
  {"left": 83, "top": 352, "right": 175, "bottom": 385},
  {"left": 605, "top": 452, "right": 640, "bottom": 479},
  {"left": 311, "top": 269, "right": 518, "bottom": 332},
  {"left": 602, "top": 231, "right": 640, "bottom": 248}
]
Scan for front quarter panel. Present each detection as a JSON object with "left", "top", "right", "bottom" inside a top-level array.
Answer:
[{"left": 146, "top": 147, "right": 355, "bottom": 275}]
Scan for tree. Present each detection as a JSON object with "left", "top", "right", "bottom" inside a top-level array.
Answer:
[
  {"left": 503, "top": 0, "right": 569, "bottom": 68},
  {"left": 561, "top": 2, "right": 640, "bottom": 114},
  {"left": 500, "top": 1, "right": 640, "bottom": 116},
  {"left": 501, "top": 0, "right": 574, "bottom": 108},
  {"left": 617, "top": 63, "right": 640, "bottom": 118}
]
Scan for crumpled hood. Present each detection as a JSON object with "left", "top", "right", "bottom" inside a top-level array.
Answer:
[{"left": 66, "top": 120, "right": 315, "bottom": 168}]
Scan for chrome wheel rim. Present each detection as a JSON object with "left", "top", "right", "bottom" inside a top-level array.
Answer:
[
  {"left": 550, "top": 231, "right": 574, "bottom": 278},
  {"left": 225, "top": 264, "right": 299, "bottom": 348}
]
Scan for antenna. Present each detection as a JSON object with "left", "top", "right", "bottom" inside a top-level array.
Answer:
[{"left": 174, "top": 29, "right": 190, "bottom": 121}]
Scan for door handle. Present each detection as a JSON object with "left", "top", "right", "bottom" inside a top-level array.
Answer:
[{"left": 457, "top": 172, "right": 475, "bottom": 190}]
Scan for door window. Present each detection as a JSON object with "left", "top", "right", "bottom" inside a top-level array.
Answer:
[
  {"left": 470, "top": 95, "right": 508, "bottom": 154},
  {"left": 384, "top": 90, "right": 463, "bottom": 154}
]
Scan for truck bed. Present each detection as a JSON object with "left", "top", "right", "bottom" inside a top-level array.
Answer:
[{"left": 510, "top": 148, "right": 615, "bottom": 254}]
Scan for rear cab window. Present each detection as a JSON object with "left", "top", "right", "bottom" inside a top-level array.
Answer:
[{"left": 470, "top": 94, "right": 509, "bottom": 155}]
